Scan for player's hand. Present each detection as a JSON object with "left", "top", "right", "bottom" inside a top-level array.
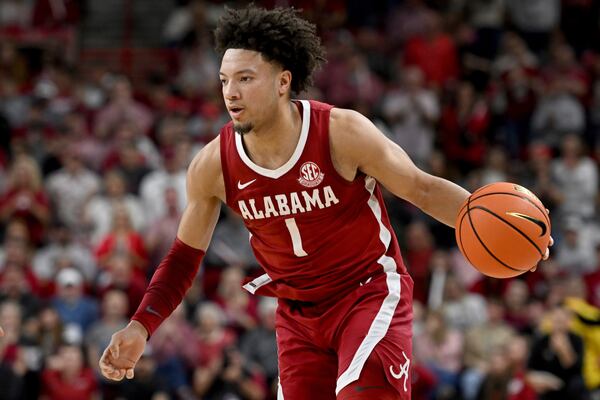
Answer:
[
  {"left": 530, "top": 236, "right": 553, "bottom": 272},
  {"left": 0, "top": 325, "right": 4, "bottom": 337},
  {"left": 530, "top": 208, "right": 553, "bottom": 272},
  {"left": 99, "top": 321, "right": 148, "bottom": 381}
]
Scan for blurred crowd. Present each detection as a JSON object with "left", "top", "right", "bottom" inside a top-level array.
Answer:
[{"left": 1, "top": 0, "right": 600, "bottom": 399}]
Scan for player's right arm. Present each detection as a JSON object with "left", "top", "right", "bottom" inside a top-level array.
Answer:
[{"left": 99, "top": 138, "right": 224, "bottom": 382}]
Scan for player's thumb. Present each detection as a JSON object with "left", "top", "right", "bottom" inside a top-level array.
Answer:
[{"left": 108, "top": 337, "right": 121, "bottom": 359}]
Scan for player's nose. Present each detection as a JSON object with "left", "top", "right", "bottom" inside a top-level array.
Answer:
[{"left": 223, "top": 81, "right": 241, "bottom": 100}]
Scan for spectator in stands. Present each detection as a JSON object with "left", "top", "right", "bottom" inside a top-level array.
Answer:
[
  {"left": 85, "top": 289, "right": 128, "bottom": 376},
  {"left": 550, "top": 133, "right": 598, "bottom": 221},
  {"left": 149, "top": 303, "right": 198, "bottom": 398},
  {"left": 527, "top": 305, "right": 588, "bottom": 400},
  {"left": 402, "top": 220, "right": 435, "bottom": 304},
  {"left": 45, "top": 144, "right": 100, "bottom": 231},
  {"left": 94, "top": 203, "right": 149, "bottom": 279},
  {"left": 145, "top": 186, "right": 181, "bottom": 269},
  {"left": 531, "top": 82, "right": 586, "bottom": 149},
  {"left": 440, "top": 81, "right": 490, "bottom": 173},
  {"left": 413, "top": 309, "right": 464, "bottom": 398},
  {"left": 506, "top": 0, "right": 560, "bottom": 54},
  {"left": 541, "top": 42, "right": 589, "bottom": 101},
  {"left": 117, "top": 345, "right": 169, "bottom": 400},
  {"left": 214, "top": 266, "right": 257, "bottom": 334},
  {"left": 381, "top": 66, "right": 439, "bottom": 167},
  {"left": 41, "top": 342, "right": 98, "bottom": 400},
  {"left": 0, "top": 0, "right": 32, "bottom": 28},
  {"left": 503, "top": 279, "right": 534, "bottom": 332},
  {"left": 94, "top": 75, "right": 153, "bottom": 139},
  {"left": 0, "top": 155, "right": 50, "bottom": 245},
  {"left": 139, "top": 146, "right": 187, "bottom": 225},
  {"left": 404, "top": 10, "right": 459, "bottom": 88},
  {"left": 51, "top": 268, "right": 98, "bottom": 334},
  {"left": 83, "top": 169, "right": 145, "bottom": 245},
  {"left": 461, "top": 298, "right": 516, "bottom": 399},
  {"left": 0, "top": 262, "right": 39, "bottom": 321},
  {"left": 0, "top": 236, "right": 40, "bottom": 297},
  {"left": 205, "top": 208, "right": 258, "bottom": 270},
  {"left": 96, "top": 254, "right": 145, "bottom": 317},
  {"left": 555, "top": 215, "right": 598, "bottom": 275},
  {"left": 492, "top": 32, "right": 539, "bottom": 78},
  {"left": 32, "top": 221, "right": 96, "bottom": 285},
  {"left": 0, "top": 301, "right": 26, "bottom": 400},
  {"left": 112, "top": 141, "right": 151, "bottom": 195},
  {"left": 442, "top": 273, "right": 487, "bottom": 331},
  {"left": 490, "top": 66, "right": 537, "bottom": 158},
  {"left": 240, "top": 297, "right": 278, "bottom": 396}
]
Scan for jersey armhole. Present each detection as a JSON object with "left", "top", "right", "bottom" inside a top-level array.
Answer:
[{"left": 321, "top": 106, "right": 361, "bottom": 186}]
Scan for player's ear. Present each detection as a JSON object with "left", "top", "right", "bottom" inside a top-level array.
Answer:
[{"left": 278, "top": 70, "right": 292, "bottom": 96}]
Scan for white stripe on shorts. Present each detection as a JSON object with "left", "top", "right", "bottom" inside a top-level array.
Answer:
[{"left": 335, "top": 176, "right": 402, "bottom": 394}]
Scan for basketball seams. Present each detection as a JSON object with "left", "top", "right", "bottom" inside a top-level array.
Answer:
[
  {"left": 465, "top": 194, "right": 526, "bottom": 273},
  {"left": 457, "top": 208, "right": 475, "bottom": 268},
  {"left": 470, "top": 205, "right": 544, "bottom": 256},
  {"left": 460, "top": 191, "right": 550, "bottom": 227}
]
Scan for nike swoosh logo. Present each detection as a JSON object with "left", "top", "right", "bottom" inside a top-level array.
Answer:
[
  {"left": 145, "top": 306, "right": 162, "bottom": 318},
  {"left": 506, "top": 212, "right": 548, "bottom": 236},
  {"left": 237, "top": 179, "right": 257, "bottom": 190}
]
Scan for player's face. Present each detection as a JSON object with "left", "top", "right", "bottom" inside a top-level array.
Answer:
[{"left": 220, "top": 49, "right": 288, "bottom": 135}]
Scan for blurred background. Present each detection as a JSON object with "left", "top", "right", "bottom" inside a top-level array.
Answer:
[{"left": 0, "top": 0, "right": 600, "bottom": 399}]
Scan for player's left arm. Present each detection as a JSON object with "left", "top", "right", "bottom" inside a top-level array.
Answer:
[{"left": 330, "top": 108, "right": 470, "bottom": 228}]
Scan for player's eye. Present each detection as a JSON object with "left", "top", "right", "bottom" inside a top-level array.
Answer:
[
  {"left": 220, "top": 79, "right": 227, "bottom": 85},
  {"left": 240, "top": 76, "right": 252, "bottom": 82}
]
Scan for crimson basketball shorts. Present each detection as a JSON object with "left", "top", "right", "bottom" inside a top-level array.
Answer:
[{"left": 275, "top": 271, "right": 414, "bottom": 399}]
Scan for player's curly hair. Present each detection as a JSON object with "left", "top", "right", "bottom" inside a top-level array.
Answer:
[{"left": 214, "top": 5, "right": 326, "bottom": 94}]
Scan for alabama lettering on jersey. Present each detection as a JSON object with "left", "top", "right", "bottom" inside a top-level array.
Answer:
[{"left": 219, "top": 100, "right": 407, "bottom": 302}]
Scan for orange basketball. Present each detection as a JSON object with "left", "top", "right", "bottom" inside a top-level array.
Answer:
[{"left": 455, "top": 182, "right": 551, "bottom": 278}]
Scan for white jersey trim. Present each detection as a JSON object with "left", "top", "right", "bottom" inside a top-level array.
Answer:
[
  {"left": 335, "top": 176, "right": 401, "bottom": 395},
  {"left": 242, "top": 273, "right": 273, "bottom": 294},
  {"left": 235, "top": 99, "right": 311, "bottom": 179}
]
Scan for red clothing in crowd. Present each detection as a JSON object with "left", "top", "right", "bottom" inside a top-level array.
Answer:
[
  {"left": 404, "top": 34, "right": 459, "bottom": 87},
  {"left": 41, "top": 368, "right": 97, "bottom": 400},
  {"left": 0, "top": 188, "right": 50, "bottom": 244}
]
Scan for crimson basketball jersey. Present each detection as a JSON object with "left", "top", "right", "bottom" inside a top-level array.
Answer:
[{"left": 219, "top": 100, "right": 407, "bottom": 302}]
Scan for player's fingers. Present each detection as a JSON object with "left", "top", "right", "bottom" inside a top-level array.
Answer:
[
  {"left": 126, "top": 368, "right": 135, "bottom": 380},
  {"left": 542, "top": 247, "right": 550, "bottom": 260},
  {"left": 530, "top": 265, "right": 537, "bottom": 272},
  {"left": 113, "top": 369, "right": 126, "bottom": 381},
  {"left": 549, "top": 236, "right": 554, "bottom": 247},
  {"left": 0, "top": 326, "right": 4, "bottom": 337}
]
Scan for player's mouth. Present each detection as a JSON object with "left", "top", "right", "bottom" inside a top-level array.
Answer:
[{"left": 228, "top": 106, "right": 245, "bottom": 119}]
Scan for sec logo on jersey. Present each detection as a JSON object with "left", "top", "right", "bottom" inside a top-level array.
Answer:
[{"left": 298, "top": 161, "right": 324, "bottom": 188}]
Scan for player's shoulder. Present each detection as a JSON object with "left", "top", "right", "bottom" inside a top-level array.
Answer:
[
  {"left": 187, "top": 136, "right": 223, "bottom": 197},
  {"left": 329, "top": 107, "right": 374, "bottom": 145}
]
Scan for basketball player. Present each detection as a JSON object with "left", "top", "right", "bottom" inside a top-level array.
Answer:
[{"left": 99, "top": 6, "right": 551, "bottom": 399}]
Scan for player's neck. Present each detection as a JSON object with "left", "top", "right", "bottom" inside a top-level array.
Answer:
[{"left": 242, "top": 101, "right": 302, "bottom": 169}]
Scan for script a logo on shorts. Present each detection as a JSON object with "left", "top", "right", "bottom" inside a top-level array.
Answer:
[
  {"left": 506, "top": 211, "right": 548, "bottom": 236},
  {"left": 298, "top": 161, "right": 324, "bottom": 188},
  {"left": 389, "top": 351, "right": 410, "bottom": 392}
]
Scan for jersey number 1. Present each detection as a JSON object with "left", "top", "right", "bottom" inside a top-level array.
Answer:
[{"left": 285, "top": 218, "right": 308, "bottom": 257}]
